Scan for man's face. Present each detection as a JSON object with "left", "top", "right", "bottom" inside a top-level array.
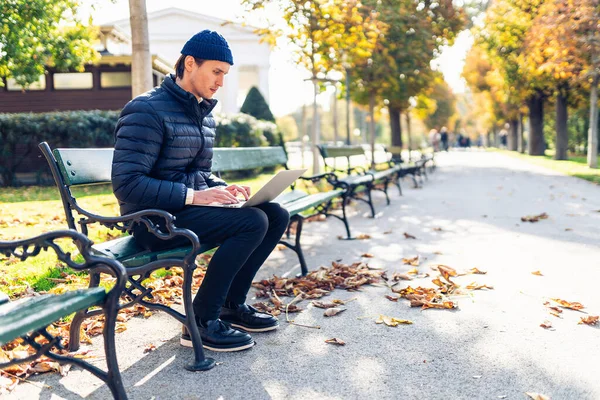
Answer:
[{"left": 186, "top": 58, "right": 230, "bottom": 100}]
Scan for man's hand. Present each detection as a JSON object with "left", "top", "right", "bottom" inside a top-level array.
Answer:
[
  {"left": 224, "top": 184, "right": 251, "bottom": 200},
  {"left": 192, "top": 187, "right": 240, "bottom": 205}
]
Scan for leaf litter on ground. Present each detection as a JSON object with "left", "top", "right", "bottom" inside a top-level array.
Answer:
[{"left": 521, "top": 212, "right": 549, "bottom": 223}]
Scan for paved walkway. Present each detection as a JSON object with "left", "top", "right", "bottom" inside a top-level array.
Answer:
[{"left": 8, "top": 150, "right": 600, "bottom": 400}]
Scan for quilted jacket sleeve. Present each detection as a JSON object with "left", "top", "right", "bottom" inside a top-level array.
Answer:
[{"left": 111, "top": 99, "right": 187, "bottom": 211}]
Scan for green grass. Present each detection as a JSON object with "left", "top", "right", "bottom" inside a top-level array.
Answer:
[
  {"left": 0, "top": 173, "right": 278, "bottom": 297},
  {"left": 493, "top": 149, "right": 600, "bottom": 185}
]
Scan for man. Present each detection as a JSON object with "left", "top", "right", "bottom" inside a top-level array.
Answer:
[{"left": 111, "top": 30, "right": 289, "bottom": 352}]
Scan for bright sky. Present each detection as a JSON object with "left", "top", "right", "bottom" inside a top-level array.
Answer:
[{"left": 81, "top": 0, "right": 471, "bottom": 116}]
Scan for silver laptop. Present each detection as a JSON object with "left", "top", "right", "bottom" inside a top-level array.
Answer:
[{"left": 193, "top": 169, "right": 307, "bottom": 208}]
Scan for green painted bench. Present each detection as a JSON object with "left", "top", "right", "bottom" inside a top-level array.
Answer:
[
  {"left": 317, "top": 144, "right": 403, "bottom": 217},
  {"left": 39, "top": 142, "right": 217, "bottom": 373},
  {"left": 0, "top": 230, "right": 128, "bottom": 399},
  {"left": 211, "top": 146, "right": 350, "bottom": 272}
]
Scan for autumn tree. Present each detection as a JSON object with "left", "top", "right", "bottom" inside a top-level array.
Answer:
[
  {"left": 477, "top": 0, "right": 548, "bottom": 155},
  {"left": 242, "top": 0, "right": 376, "bottom": 174},
  {"left": 0, "top": 0, "right": 98, "bottom": 88}
]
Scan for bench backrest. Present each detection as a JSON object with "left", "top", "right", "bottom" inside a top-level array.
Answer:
[
  {"left": 318, "top": 145, "right": 365, "bottom": 159},
  {"left": 53, "top": 147, "right": 114, "bottom": 186},
  {"left": 212, "top": 146, "right": 288, "bottom": 172}
]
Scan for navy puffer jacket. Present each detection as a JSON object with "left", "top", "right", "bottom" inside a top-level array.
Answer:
[{"left": 112, "top": 74, "right": 226, "bottom": 215}]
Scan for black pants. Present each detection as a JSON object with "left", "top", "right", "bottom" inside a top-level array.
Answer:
[{"left": 133, "top": 202, "right": 289, "bottom": 321}]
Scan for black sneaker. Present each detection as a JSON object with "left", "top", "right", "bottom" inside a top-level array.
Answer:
[
  {"left": 220, "top": 303, "right": 279, "bottom": 333},
  {"left": 180, "top": 319, "right": 255, "bottom": 352}
]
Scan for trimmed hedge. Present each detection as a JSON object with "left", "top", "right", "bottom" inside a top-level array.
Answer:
[{"left": 0, "top": 110, "right": 119, "bottom": 186}]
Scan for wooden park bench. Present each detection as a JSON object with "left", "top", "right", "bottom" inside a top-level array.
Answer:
[
  {"left": 39, "top": 142, "right": 350, "bottom": 363},
  {"left": 317, "top": 144, "right": 402, "bottom": 217},
  {"left": 39, "top": 141, "right": 218, "bottom": 373},
  {"left": 0, "top": 230, "right": 128, "bottom": 399},
  {"left": 384, "top": 145, "right": 430, "bottom": 188}
]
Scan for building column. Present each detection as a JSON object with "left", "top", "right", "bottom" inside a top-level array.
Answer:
[
  {"left": 222, "top": 67, "right": 239, "bottom": 114},
  {"left": 259, "top": 65, "right": 270, "bottom": 105}
]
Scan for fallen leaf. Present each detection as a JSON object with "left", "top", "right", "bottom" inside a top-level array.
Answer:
[
  {"left": 143, "top": 344, "right": 157, "bottom": 353},
  {"left": 356, "top": 234, "right": 371, "bottom": 240},
  {"left": 531, "top": 270, "right": 543, "bottom": 276},
  {"left": 521, "top": 213, "right": 549, "bottom": 223},
  {"left": 525, "top": 392, "right": 550, "bottom": 400},
  {"left": 407, "top": 268, "right": 419, "bottom": 275},
  {"left": 375, "top": 314, "right": 413, "bottom": 326},
  {"left": 312, "top": 301, "right": 338, "bottom": 309},
  {"left": 325, "top": 338, "right": 346, "bottom": 346},
  {"left": 540, "top": 320, "right": 553, "bottom": 329},
  {"left": 383, "top": 230, "right": 393, "bottom": 234},
  {"left": 403, "top": 232, "right": 417, "bottom": 239},
  {"left": 578, "top": 316, "right": 599, "bottom": 326},
  {"left": 361, "top": 253, "right": 374, "bottom": 258},
  {"left": 467, "top": 267, "right": 487, "bottom": 275},
  {"left": 433, "top": 251, "right": 443, "bottom": 255},
  {"left": 551, "top": 298, "right": 584, "bottom": 310},
  {"left": 564, "top": 228, "right": 572, "bottom": 232},
  {"left": 402, "top": 256, "right": 420, "bottom": 266},
  {"left": 324, "top": 308, "right": 346, "bottom": 317},
  {"left": 432, "top": 227, "right": 443, "bottom": 231},
  {"left": 465, "top": 282, "right": 494, "bottom": 290},
  {"left": 392, "top": 272, "right": 413, "bottom": 281},
  {"left": 385, "top": 295, "right": 399, "bottom": 302}
]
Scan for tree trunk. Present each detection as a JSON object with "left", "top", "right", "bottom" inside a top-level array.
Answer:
[
  {"left": 345, "top": 68, "right": 351, "bottom": 145},
  {"left": 311, "top": 79, "right": 320, "bottom": 175},
  {"left": 588, "top": 73, "right": 599, "bottom": 168},
  {"left": 388, "top": 105, "right": 402, "bottom": 159},
  {"left": 518, "top": 113, "right": 525, "bottom": 153},
  {"left": 555, "top": 85, "right": 569, "bottom": 160},
  {"left": 332, "top": 85, "right": 339, "bottom": 145},
  {"left": 406, "top": 112, "right": 412, "bottom": 162},
  {"left": 509, "top": 118, "right": 518, "bottom": 151},
  {"left": 369, "top": 93, "right": 376, "bottom": 169},
  {"left": 129, "top": 0, "right": 153, "bottom": 97},
  {"left": 527, "top": 91, "right": 545, "bottom": 156}
]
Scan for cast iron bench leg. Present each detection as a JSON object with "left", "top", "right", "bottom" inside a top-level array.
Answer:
[
  {"left": 68, "top": 270, "right": 101, "bottom": 352},
  {"left": 182, "top": 265, "right": 216, "bottom": 371},
  {"left": 103, "top": 295, "right": 128, "bottom": 399}
]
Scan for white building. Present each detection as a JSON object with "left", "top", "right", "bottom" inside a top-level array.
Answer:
[{"left": 104, "top": 7, "right": 271, "bottom": 114}]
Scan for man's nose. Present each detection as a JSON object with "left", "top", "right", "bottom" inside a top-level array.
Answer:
[{"left": 216, "top": 75, "right": 224, "bottom": 87}]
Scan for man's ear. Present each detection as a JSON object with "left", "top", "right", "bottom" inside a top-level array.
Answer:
[{"left": 184, "top": 55, "right": 196, "bottom": 72}]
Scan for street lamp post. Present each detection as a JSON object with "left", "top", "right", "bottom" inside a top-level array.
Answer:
[{"left": 345, "top": 67, "right": 351, "bottom": 146}]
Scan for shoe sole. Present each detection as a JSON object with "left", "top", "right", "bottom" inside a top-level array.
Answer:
[
  {"left": 227, "top": 322, "right": 279, "bottom": 333},
  {"left": 180, "top": 337, "right": 255, "bottom": 352}
]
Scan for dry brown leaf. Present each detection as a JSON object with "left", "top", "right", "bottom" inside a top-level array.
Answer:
[
  {"left": 324, "top": 308, "right": 346, "bottom": 317},
  {"left": 551, "top": 298, "right": 585, "bottom": 310},
  {"left": 403, "top": 232, "right": 417, "bottom": 239},
  {"left": 383, "top": 230, "right": 393, "bottom": 234},
  {"left": 467, "top": 267, "right": 487, "bottom": 275},
  {"left": 143, "top": 344, "right": 157, "bottom": 353},
  {"left": 525, "top": 392, "right": 551, "bottom": 400},
  {"left": 531, "top": 270, "right": 543, "bottom": 276},
  {"left": 432, "top": 227, "right": 443, "bottom": 231},
  {"left": 312, "top": 301, "right": 338, "bottom": 309},
  {"left": 402, "top": 256, "right": 420, "bottom": 266},
  {"left": 361, "top": 253, "right": 374, "bottom": 258},
  {"left": 375, "top": 314, "right": 413, "bottom": 326},
  {"left": 385, "top": 295, "right": 399, "bottom": 302},
  {"left": 392, "top": 272, "right": 413, "bottom": 281},
  {"left": 356, "top": 234, "right": 371, "bottom": 240},
  {"left": 433, "top": 251, "right": 443, "bottom": 255},
  {"left": 465, "top": 282, "right": 494, "bottom": 290},
  {"left": 578, "top": 316, "right": 599, "bottom": 326},
  {"left": 540, "top": 320, "right": 553, "bottom": 329},
  {"left": 325, "top": 338, "right": 346, "bottom": 346},
  {"left": 521, "top": 213, "right": 549, "bottom": 223},
  {"left": 406, "top": 268, "right": 419, "bottom": 275}
]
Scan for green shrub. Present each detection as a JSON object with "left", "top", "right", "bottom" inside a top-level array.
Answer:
[
  {"left": 240, "top": 86, "right": 275, "bottom": 122},
  {"left": 0, "top": 110, "right": 119, "bottom": 186}
]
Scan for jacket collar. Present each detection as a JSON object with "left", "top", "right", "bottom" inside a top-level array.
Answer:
[{"left": 162, "top": 74, "right": 218, "bottom": 118}]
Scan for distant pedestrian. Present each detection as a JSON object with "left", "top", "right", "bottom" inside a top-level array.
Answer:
[
  {"left": 429, "top": 129, "right": 440, "bottom": 151},
  {"left": 440, "top": 127, "right": 449, "bottom": 151}
]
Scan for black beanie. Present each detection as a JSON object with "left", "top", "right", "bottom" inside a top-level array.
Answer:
[{"left": 180, "top": 30, "right": 234, "bottom": 65}]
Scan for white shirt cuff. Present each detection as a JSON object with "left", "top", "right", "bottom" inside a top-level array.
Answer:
[{"left": 185, "top": 188, "right": 194, "bottom": 205}]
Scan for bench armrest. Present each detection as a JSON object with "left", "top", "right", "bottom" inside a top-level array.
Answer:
[
  {"left": 0, "top": 230, "right": 128, "bottom": 302},
  {"left": 72, "top": 207, "right": 202, "bottom": 261}
]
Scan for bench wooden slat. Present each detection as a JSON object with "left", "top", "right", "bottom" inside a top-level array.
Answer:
[
  {"left": 0, "top": 288, "right": 106, "bottom": 345},
  {"left": 212, "top": 147, "right": 288, "bottom": 172},
  {"left": 281, "top": 189, "right": 344, "bottom": 216},
  {"left": 91, "top": 235, "right": 216, "bottom": 268},
  {"left": 319, "top": 145, "right": 365, "bottom": 158},
  {"left": 53, "top": 148, "right": 114, "bottom": 186}
]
